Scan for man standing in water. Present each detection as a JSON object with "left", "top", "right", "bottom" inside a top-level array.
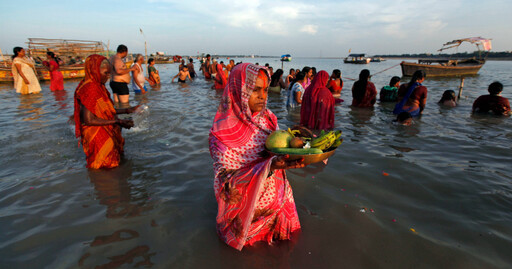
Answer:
[
  {"left": 201, "top": 54, "right": 212, "bottom": 79},
  {"left": 109, "top": 44, "right": 136, "bottom": 105}
]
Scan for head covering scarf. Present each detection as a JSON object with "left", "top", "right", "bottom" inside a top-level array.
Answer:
[
  {"left": 209, "top": 63, "right": 300, "bottom": 250},
  {"left": 214, "top": 63, "right": 227, "bottom": 90},
  {"left": 300, "top": 70, "right": 335, "bottom": 130},
  {"left": 74, "top": 54, "right": 124, "bottom": 169}
]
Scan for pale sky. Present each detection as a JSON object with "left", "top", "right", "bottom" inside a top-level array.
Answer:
[{"left": 2, "top": 0, "right": 511, "bottom": 57}]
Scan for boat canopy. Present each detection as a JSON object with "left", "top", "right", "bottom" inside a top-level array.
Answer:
[
  {"left": 348, "top": 54, "right": 366, "bottom": 57},
  {"left": 438, "top": 37, "right": 492, "bottom": 52}
]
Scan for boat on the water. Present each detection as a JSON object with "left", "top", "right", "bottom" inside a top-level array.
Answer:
[
  {"left": 400, "top": 37, "right": 491, "bottom": 77},
  {"left": 370, "top": 57, "right": 385, "bottom": 62},
  {"left": 281, "top": 54, "right": 292, "bottom": 62},
  {"left": 344, "top": 54, "right": 370, "bottom": 64},
  {"left": 0, "top": 38, "right": 107, "bottom": 83}
]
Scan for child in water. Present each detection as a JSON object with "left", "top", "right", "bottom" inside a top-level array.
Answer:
[
  {"left": 172, "top": 66, "right": 193, "bottom": 83},
  {"left": 394, "top": 111, "right": 412, "bottom": 126},
  {"left": 438, "top": 90, "right": 457, "bottom": 107},
  {"left": 380, "top": 76, "right": 401, "bottom": 102}
]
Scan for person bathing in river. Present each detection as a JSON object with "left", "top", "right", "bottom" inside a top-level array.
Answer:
[
  {"left": 43, "top": 51, "right": 64, "bottom": 91},
  {"left": 268, "top": 69, "right": 286, "bottom": 94},
  {"left": 472, "top": 81, "right": 511, "bottom": 116},
  {"left": 301, "top": 66, "right": 313, "bottom": 89},
  {"left": 131, "top": 54, "right": 147, "bottom": 94},
  {"left": 187, "top": 58, "right": 196, "bottom": 78},
  {"left": 300, "top": 70, "right": 335, "bottom": 130},
  {"left": 438, "top": 90, "right": 457, "bottom": 107},
  {"left": 74, "top": 54, "right": 138, "bottom": 169},
  {"left": 327, "top": 69, "right": 343, "bottom": 98},
  {"left": 286, "top": 71, "right": 306, "bottom": 110},
  {"left": 147, "top": 58, "right": 160, "bottom": 86},
  {"left": 393, "top": 70, "right": 427, "bottom": 117},
  {"left": 285, "top": 68, "right": 295, "bottom": 89},
  {"left": 172, "top": 66, "right": 193, "bottom": 83},
  {"left": 11, "top": 47, "right": 42, "bottom": 94},
  {"left": 109, "top": 45, "right": 137, "bottom": 105},
  {"left": 351, "top": 69, "right": 377, "bottom": 107},
  {"left": 212, "top": 63, "right": 227, "bottom": 90},
  {"left": 209, "top": 63, "right": 306, "bottom": 250},
  {"left": 380, "top": 76, "right": 401, "bottom": 102}
]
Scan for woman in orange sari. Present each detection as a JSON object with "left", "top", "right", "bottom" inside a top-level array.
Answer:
[
  {"left": 209, "top": 63, "right": 305, "bottom": 250},
  {"left": 74, "top": 54, "right": 138, "bottom": 169}
]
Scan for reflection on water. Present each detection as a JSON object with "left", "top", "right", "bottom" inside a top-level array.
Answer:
[
  {"left": 51, "top": 90, "right": 69, "bottom": 110},
  {"left": 17, "top": 93, "right": 45, "bottom": 122},
  {"left": 77, "top": 161, "right": 156, "bottom": 268}
]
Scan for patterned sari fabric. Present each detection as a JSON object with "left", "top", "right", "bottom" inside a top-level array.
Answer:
[
  {"left": 74, "top": 54, "right": 124, "bottom": 169},
  {"left": 214, "top": 63, "right": 227, "bottom": 90},
  {"left": 209, "top": 63, "right": 301, "bottom": 250},
  {"left": 300, "top": 71, "right": 335, "bottom": 130}
]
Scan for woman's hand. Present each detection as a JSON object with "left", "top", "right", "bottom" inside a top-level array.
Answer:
[
  {"left": 116, "top": 118, "right": 134, "bottom": 129},
  {"left": 270, "top": 154, "right": 305, "bottom": 170},
  {"left": 24, "top": 78, "right": 30, "bottom": 85},
  {"left": 125, "top": 105, "right": 141, "bottom": 114}
]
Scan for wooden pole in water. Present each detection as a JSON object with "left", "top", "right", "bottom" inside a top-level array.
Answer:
[
  {"left": 458, "top": 77, "right": 465, "bottom": 100},
  {"left": 144, "top": 41, "right": 148, "bottom": 76}
]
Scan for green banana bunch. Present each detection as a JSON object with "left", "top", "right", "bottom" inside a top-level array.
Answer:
[{"left": 311, "top": 131, "right": 337, "bottom": 150}]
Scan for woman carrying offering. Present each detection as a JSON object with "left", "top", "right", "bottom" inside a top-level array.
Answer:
[
  {"left": 74, "top": 54, "right": 137, "bottom": 169},
  {"left": 300, "top": 70, "right": 335, "bottom": 130},
  {"left": 351, "top": 69, "right": 377, "bottom": 107},
  {"left": 43, "top": 51, "right": 64, "bottom": 91},
  {"left": 393, "top": 70, "right": 427, "bottom": 117},
  {"left": 12, "top": 47, "right": 42, "bottom": 94},
  {"left": 209, "top": 63, "right": 305, "bottom": 250}
]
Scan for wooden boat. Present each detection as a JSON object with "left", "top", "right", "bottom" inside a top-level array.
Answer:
[
  {"left": 401, "top": 59, "right": 484, "bottom": 77},
  {"left": 400, "top": 37, "right": 491, "bottom": 77},
  {"left": 0, "top": 38, "right": 107, "bottom": 83},
  {"left": 0, "top": 65, "right": 84, "bottom": 82},
  {"left": 344, "top": 54, "right": 370, "bottom": 64}
]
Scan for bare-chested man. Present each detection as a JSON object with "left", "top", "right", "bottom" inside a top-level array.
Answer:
[
  {"left": 202, "top": 54, "right": 212, "bottom": 79},
  {"left": 109, "top": 44, "right": 136, "bottom": 104}
]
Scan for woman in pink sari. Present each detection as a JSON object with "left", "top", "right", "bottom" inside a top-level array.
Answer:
[
  {"left": 212, "top": 63, "right": 227, "bottom": 90},
  {"left": 209, "top": 63, "right": 305, "bottom": 250},
  {"left": 43, "top": 51, "right": 64, "bottom": 91},
  {"left": 300, "top": 70, "right": 335, "bottom": 130}
]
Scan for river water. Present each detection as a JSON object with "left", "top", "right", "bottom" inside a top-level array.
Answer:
[{"left": 0, "top": 58, "right": 511, "bottom": 268}]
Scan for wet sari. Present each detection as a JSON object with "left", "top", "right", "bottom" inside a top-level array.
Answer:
[
  {"left": 12, "top": 56, "right": 42, "bottom": 94},
  {"left": 47, "top": 60, "right": 64, "bottom": 91},
  {"left": 74, "top": 54, "right": 124, "bottom": 169},
  {"left": 300, "top": 71, "right": 335, "bottom": 130},
  {"left": 213, "top": 63, "right": 227, "bottom": 90},
  {"left": 209, "top": 63, "right": 301, "bottom": 250}
]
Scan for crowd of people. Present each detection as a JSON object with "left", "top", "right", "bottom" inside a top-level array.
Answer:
[{"left": 9, "top": 45, "right": 512, "bottom": 251}]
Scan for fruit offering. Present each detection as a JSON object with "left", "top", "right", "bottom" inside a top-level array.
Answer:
[{"left": 265, "top": 125, "right": 343, "bottom": 155}]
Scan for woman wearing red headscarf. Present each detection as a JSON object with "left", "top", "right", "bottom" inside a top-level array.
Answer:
[
  {"left": 74, "top": 54, "right": 138, "bottom": 169},
  {"left": 212, "top": 63, "right": 227, "bottom": 90},
  {"left": 209, "top": 63, "right": 306, "bottom": 250},
  {"left": 300, "top": 70, "right": 335, "bottom": 130}
]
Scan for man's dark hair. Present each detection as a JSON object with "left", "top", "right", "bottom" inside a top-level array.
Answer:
[
  {"left": 117, "top": 44, "right": 128, "bottom": 53},
  {"left": 488, "top": 81, "right": 503, "bottom": 95}
]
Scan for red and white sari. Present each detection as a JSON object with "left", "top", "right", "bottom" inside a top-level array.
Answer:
[{"left": 209, "top": 63, "right": 301, "bottom": 250}]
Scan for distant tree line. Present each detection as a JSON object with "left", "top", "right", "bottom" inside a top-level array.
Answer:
[{"left": 375, "top": 51, "right": 512, "bottom": 60}]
